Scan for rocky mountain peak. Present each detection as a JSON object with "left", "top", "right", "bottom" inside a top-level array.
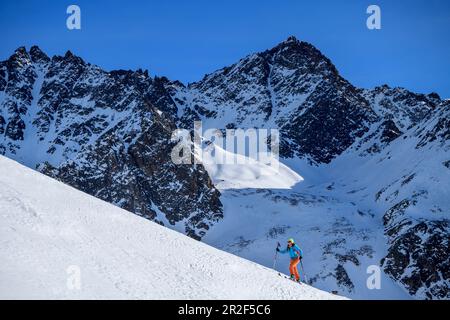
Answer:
[
  {"left": 29, "top": 45, "right": 50, "bottom": 64},
  {"left": 13, "top": 46, "right": 28, "bottom": 57},
  {"left": 284, "top": 35, "right": 299, "bottom": 43},
  {"left": 50, "top": 50, "right": 85, "bottom": 66},
  {"left": 364, "top": 84, "right": 442, "bottom": 129},
  {"left": 264, "top": 37, "right": 339, "bottom": 79},
  {"left": 64, "top": 50, "right": 75, "bottom": 58},
  {"left": 8, "top": 46, "right": 31, "bottom": 67},
  {"left": 371, "top": 84, "right": 441, "bottom": 104}
]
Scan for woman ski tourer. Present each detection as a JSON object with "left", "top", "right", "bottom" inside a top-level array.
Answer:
[{"left": 276, "top": 238, "right": 303, "bottom": 282}]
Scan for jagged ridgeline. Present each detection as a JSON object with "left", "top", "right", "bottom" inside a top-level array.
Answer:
[
  {"left": 0, "top": 46, "right": 222, "bottom": 240},
  {"left": 0, "top": 37, "right": 448, "bottom": 299}
]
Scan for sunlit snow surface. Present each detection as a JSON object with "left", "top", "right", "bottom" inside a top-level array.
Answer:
[
  {"left": 0, "top": 155, "right": 343, "bottom": 300},
  {"left": 200, "top": 142, "right": 303, "bottom": 189}
]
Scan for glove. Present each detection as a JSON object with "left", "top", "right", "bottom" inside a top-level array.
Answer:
[{"left": 276, "top": 248, "right": 280, "bottom": 252}]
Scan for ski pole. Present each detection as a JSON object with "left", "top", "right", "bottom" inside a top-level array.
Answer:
[
  {"left": 300, "top": 259, "right": 309, "bottom": 284},
  {"left": 272, "top": 242, "right": 281, "bottom": 269}
]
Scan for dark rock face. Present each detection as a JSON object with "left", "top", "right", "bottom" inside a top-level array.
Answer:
[
  {"left": 280, "top": 86, "right": 374, "bottom": 163},
  {"left": 175, "top": 36, "right": 377, "bottom": 163},
  {"left": 382, "top": 217, "right": 450, "bottom": 299},
  {"left": 0, "top": 47, "right": 37, "bottom": 149},
  {"left": 381, "top": 189, "right": 450, "bottom": 299},
  {"left": 335, "top": 264, "right": 355, "bottom": 291},
  {"left": 378, "top": 123, "right": 450, "bottom": 302},
  {"left": 0, "top": 46, "right": 222, "bottom": 240},
  {"left": 443, "top": 160, "right": 450, "bottom": 169},
  {"left": 29, "top": 45, "right": 50, "bottom": 64},
  {"left": 383, "top": 199, "right": 415, "bottom": 228},
  {"left": 416, "top": 101, "right": 450, "bottom": 149},
  {"left": 42, "top": 109, "right": 222, "bottom": 239},
  {"left": 362, "top": 85, "right": 441, "bottom": 129},
  {"left": 380, "top": 120, "right": 403, "bottom": 144},
  {"left": 0, "top": 115, "right": 5, "bottom": 135},
  {"left": 352, "top": 119, "right": 403, "bottom": 155}
]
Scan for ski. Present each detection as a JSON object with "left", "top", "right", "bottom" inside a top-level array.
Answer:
[{"left": 278, "top": 272, "right": 302, "bottom": 285}]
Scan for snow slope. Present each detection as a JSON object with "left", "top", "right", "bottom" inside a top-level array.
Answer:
[{"left": 0, "top": 155, "right": 343, "bottom": 300}]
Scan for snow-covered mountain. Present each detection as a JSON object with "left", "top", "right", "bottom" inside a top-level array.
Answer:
[
  {"left": 0, "top": 155, "right": 343, "bottom": 299},
  {"left": 167, "top": 37, "right": 449, "bottom": 299},
  {"left": 171, "top": 36, "right": 376, "bottom": 163},
  {"left": 0, "top": 37, "right": 448, "bottom": 299},
  {"left": 0, "top": 47, "right": 222, "bottom": 240}
]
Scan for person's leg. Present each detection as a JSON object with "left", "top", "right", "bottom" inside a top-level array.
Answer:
[
  {"left": 292, "top": 258, "right": 300, "bottom": 281},
  {"left": 289, "top": 259, "right": 296, "bottom": 278}
]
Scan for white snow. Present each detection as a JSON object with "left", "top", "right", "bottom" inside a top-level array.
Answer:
[
  {"left": 0, "top": 155, "right": 343, "bottom": 300},
  {"left": 200, "top": 142, "right": 303, "bottom": 189}
]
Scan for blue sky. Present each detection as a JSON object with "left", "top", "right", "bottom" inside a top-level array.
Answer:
[{"left": 1, "top": 0, "right": 449, "bottom": 97}]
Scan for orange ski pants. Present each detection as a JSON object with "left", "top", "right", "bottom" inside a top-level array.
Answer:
[{"left": 289, "top": 257, "right": 300, "bottom": 281}]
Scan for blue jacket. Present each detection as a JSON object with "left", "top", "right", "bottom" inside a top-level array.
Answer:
[{"left": 279, "top": 244, "right": 303, "bottom": 259}]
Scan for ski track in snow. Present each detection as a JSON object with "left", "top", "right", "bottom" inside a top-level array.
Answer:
[{"left": 0, "top": 155, "right": 344, "bottom": 300}]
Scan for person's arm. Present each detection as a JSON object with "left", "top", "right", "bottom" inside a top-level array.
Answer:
[
  {"left": 294, "top": 245, "right": 303, "bottom": 258},
  {"left": 277, "top": 247, "right": 288, "bottom": 254}
]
